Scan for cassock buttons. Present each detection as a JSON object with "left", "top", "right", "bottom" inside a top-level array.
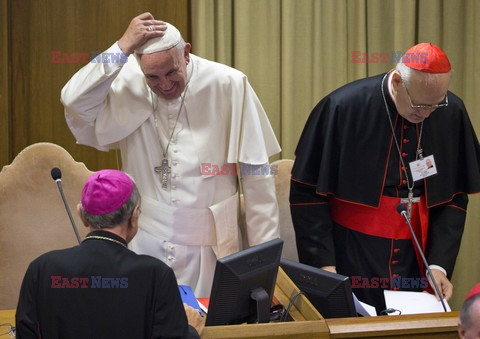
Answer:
[
  {"left": 402, "top": 152, "right": 408, "bottom": 157},
  {"left": 392, "top": 260, "right": 399, "bottom": 265},
  {"left": 402, "top": 179, "right": 407, "bottom": 185},
  {"left": 403, "top": 139, "right": 409, "bottom": 144},
  {"left": 394, "top": 248, "right": 400, "bottom": 253}
]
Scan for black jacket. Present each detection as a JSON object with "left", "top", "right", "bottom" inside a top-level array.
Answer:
[{"left": 16, "top": 230, "right": 199, "bottom": 339}]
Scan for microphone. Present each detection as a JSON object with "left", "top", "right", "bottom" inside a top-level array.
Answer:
[
  {"left": 51, "top": 167, "right": 82, "bottom": 244},
  {"left": 396, "top": 203, "right": 447, "bottom": 312}
]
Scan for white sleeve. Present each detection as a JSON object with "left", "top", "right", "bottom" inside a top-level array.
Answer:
[
  {"left": 428, "top": 265, "right": 447, "bottom": 277},
  {"left": 240, "top": 163, "right": 280, "bottom": 246},
  {"left": 60, "top": 42, "right": 127, "bottom": 151}
]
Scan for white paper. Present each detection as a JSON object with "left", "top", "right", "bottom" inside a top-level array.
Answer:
[
  {"left": 384, "top": 290, "right": 450, "bottom": 315},
  {"left": 353, "top": 293, "right": 377, "bottom": 317},
  {"left": 197, "top": 300, "right": 208, "bottom": 314}
]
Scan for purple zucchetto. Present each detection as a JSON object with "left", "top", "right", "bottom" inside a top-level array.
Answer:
[{"left": 81, "top": 170, "right": 134, "bottom": 215}]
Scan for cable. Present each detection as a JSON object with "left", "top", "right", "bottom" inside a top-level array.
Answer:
[
  {"left": 280, "top": 291, "right": 307, "bottom": 322},
  {"left": 380, "top": 308, "right": 402, "bottom": 316}
]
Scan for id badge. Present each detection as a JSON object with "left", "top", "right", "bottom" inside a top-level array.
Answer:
[{"left": 409, "top": 155, "right": 437, "bottom": 181}]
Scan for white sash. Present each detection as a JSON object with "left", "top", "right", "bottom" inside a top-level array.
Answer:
[{"left": 139, "top": 193, "right": 240, "bottom": 257}]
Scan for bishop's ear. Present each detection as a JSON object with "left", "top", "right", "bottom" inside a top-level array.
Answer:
[{"left": 130, "top": 205, "right": 141, "bottom": 225}]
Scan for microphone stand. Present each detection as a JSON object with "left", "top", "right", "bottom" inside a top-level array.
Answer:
[
  {"left": 399, "top": 208, "right": 447, "bottom": 312},
  {"left": 53, "top": 176, "right": 82, "bottom": 245}
]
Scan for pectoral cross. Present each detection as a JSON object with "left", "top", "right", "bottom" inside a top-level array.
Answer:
[
  {"left": 400, "top": 191, "right": 420, "bottom": 220},
  {"left": 154, "top": 159, "right": 171, "bottom": 190}
]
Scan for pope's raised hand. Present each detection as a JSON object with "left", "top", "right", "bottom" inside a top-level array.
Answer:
[{"left": 118, "top": 12, "right": 167, "bottom": 55}]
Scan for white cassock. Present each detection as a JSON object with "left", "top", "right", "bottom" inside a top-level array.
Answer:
[{"left": 61, "top": 42, "right": 281, "bottom": 297}]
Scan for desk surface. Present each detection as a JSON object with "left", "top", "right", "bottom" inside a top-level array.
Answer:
[
  {"left": 1, "top": 309, "right": 460, "bottom": 338},
  {"left": 0, "top": 309, "right": 15, "bottom": 338},
  {"left": 327, "top": 311, "right": 459, "bottom": 338}
]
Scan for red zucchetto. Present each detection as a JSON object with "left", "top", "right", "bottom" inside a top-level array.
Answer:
[
  {"left": 403, "top": 42, "right": 451, "bottom": 73},
  {"left": 465, "top": 283, "right": 480, "bottom": 302}
]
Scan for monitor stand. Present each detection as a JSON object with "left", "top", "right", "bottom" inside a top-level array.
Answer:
[{"left": 250, "top": 288, "right": 270, "bottom": 323}]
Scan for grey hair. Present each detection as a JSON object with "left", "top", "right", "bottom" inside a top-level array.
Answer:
[
  {"left": 395, "top": 61, "right": 451, "bottom": 88},
  {"left": 175, "top": 37, "right": 187, "bottom": 55},
  {"left": 80, "top": 184, "right": 141, "bottom": 229},
  {"left": 459, "top": 294, "right": 480, "bottom": 331}
]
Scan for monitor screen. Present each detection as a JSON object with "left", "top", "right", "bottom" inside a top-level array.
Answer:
[
  {"left": 280, "top": 258, "right": 357, "bottom": 318},
  {"left": 205, "top": 238, "right": 284, "bottom": 326}
]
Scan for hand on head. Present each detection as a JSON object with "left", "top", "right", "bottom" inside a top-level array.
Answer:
[{"left": 118, "top": 12, "right": 167, "bottom": 55}]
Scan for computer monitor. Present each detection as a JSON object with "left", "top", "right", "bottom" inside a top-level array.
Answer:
[
  {"left": 205, "top": 238, "right": 284, "bottom": 326},
  {"left": 280, "top": 258, "right": 357, "bottom": 318}
]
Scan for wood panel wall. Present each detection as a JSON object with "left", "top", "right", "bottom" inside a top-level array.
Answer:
[
  {"left": 0, "top": 0, "right": 9, "bottom": 168},
  {"left": 1, "top": 0, "right": 189, "bottom": 170}
]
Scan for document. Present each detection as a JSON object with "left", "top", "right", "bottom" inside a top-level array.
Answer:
[
  {"left": 353, "top": 293, "right": 377, "bottom": 316},
  {"left": 384, "top": 290, "right": 451, "bottom": 315},
  {"left": 178, "top": 285, "right": 203, "bottom": 312}
]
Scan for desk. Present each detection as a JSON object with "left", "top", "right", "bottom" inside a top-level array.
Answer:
[
  {"left": 0, "top": 309, "right": 15, "bottom": 338},
  {"left": 326, "top": 311, "right": 459, "bottom": 338},
  {"left": 202, "top": 267, "right": 329, "bottom": 338},
  {"left": 0, "top": 309, "right": 460, "bottom": 338}
]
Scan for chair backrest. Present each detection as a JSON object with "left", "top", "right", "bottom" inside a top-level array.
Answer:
[
  {"left": 272, "top": 159, "right": 298, "bottom": 261},
  {"left": 0, "top": 142, "right": 92, "bottom": 308}
]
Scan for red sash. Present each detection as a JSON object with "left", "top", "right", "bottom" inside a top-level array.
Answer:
[{"left": 329, "top": 195, "right": 429, "bottom": 278}]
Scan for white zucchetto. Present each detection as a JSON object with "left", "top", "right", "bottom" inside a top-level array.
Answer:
[{"left": 135, "top": 22, "right": 181, "bottom": 54}]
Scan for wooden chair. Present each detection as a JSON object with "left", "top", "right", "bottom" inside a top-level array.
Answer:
[{"left": 0, "top": 142, "right": 92, "bottom": 308}]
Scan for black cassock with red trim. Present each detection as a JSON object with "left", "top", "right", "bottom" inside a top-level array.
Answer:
[{"left": 290, "top": 71, "right": 480, "bottom": 314}]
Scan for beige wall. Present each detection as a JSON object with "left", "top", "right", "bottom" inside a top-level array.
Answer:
[{"left": 0, "top": 0, "right": 189, "bottom": 170}]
